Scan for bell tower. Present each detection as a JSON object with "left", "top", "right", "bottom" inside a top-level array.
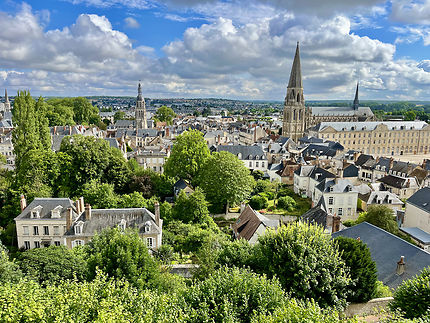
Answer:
[
  {"left": 282, "top": 42, "right": 307, "bottom": 142},
  {"left": 135, "top": 82, "right": 147, "bottom": 129},
  {"left": 4, "top": 89, "right": 10, "bottom": 112}
]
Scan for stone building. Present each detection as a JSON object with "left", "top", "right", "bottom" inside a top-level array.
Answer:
[
  {"left": 309, "top": 121, "right": 430, "bottom": 156},
  {"left": 282, "top": 44, "right": 374, "bottom": 141},
  {"left": 135, "top": 82, "right": 148, "bottom": 129}
]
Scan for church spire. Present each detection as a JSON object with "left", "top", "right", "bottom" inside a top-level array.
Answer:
[
  {"left": 4, "top": 89, "right": 10, "bottom": 112},
  {"left": 352, "top": 82, "right": 359, "bottom": 110},
  {"left": 288, "top": 42, "right": 302, "bottom": 89},
  {"left": 4, "top": 89, "right": 8, "bottom": 103},
  {"left": 137, "top": 82, "right": 142, "bottom": 100}
]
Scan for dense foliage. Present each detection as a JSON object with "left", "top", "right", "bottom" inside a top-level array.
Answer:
[
  {"left": 0, "top": 241, "right": 22, "bottom": 284},
  {"left": 334, "top": 236, "right": 378, "bottom": 303},
  {"left": 171, "top": 188, "right": 211, "bottom": 224},
  {"left": 390, "top": 267, "right": 430, "bottom": 319},
  {"left": 164, "top": 129, "right": 210, "bottom": 181},
  {"left": 249, "top": 195, "right": 269, "bottom": 210},
  {"left": 154, "top": 106, "right": 176, "bottom": 125},
  {"left": 17, "top": 246, "right": 88, "bottom": 284}
]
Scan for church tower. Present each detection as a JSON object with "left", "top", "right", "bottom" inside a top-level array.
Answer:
[
  {"left": 352, "top": 82, "right": 359, "bottom": 110},
  {"left": 282, "top": 42, "right": 306, "bottom": 142},
  {"left": 4, "top": 89, "right": 10, "bottom": 112},
  {"left": 135, "top": 82, "right": 147, "bottom": 129}
]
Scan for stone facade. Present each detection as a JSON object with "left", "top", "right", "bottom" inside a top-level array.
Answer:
[{"left": 135, "top": 82, "right": 148, "bottom": 129}]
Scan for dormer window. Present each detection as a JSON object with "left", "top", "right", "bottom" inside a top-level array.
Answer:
[
  {"left": 51, "top": 205, "right": 63, "bottom": 218},
  {"left": 329, "top": 187, "right": 334, "bottom": 192},
  {"left": 119, "top": 219, "right": 127, "bottom": 231},
  {"left": 30, "top": 205, "right": 43, "bottom": 219},
  {"left": 74, "top": 221, "right": 84, "bottom": 235},
  {"left": 145, "top": 221, "right": 152, "bottom": 233}
]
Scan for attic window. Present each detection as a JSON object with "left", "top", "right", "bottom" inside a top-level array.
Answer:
[
  {"left": 329, "top": 187, "right": 334, "bottom": 192},
  {"left": 30, "top": 206, "right": 43, "bottom": 219},
  {"left": 145, "top": 221, "right": 151, "bottom": 233},
  {"left": 74, "top": 221, "right": 84, "bottom": 235},
  {"left": 51, "top": 205, "right": 63, "bottom": 218},
  {"left": 424, "top": 203, "right": 428, "bottom": 207}
]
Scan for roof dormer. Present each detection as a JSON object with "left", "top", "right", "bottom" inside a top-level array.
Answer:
[
  {"left": 51, "top": 205, "right": 63, "bottom": 219},
  {"left": 30, "top": 205, "right": 43, "bottom": 219}
]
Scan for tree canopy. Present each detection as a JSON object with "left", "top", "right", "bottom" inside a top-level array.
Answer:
[
  {"left": 154, "top": 106, "right": 175, "bottom": 125},
  {"left": 164, "top": 129, "right": 210, "bottom": 181}
]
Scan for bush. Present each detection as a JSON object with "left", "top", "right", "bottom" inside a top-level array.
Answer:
[
  {"left": 390, "top": 267, "right": 430, "bottom": 319},
  {"left": 277, "top": 196, "right": 296, "bottom": 210},
  {"left": 18, "top": 246, "right": 88, "bottom": 284},
  {"left": 254, "top": 222, "right": 350, "bottom": 309},
  {"left": 372, "top": 281, "right": 392, "bottom": 298},
  {"left": 334, "top": 236, "right": 377, "bottom": 303},
  {"left": 184, "top": 266, "right": 287, "bottom": 322},
  {"left": 217, "top": 239, "right": 254, "bottom": 269},
  {"left": 0, "top": 241, "right": 22, "bottom": 283},
  {"left": 249, "top": 195, "right": 269, "bottom": 210}
]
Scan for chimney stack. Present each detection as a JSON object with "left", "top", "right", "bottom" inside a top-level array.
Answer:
[
  {"left": 66, "top": 208, "right": 73, "bottom": 231},
  {"left": 396, "top": 256, "right": 405, "bottom": 275},
  {"left": 154, "top": 201, "right": 160, "bottom": 226},
  {"left": 85, "top": 203, "right": 91, "bottom": 221},
  {"left": 79, "top": 197, "right": 84, "bottom": 214},
  {"left": 332, "top": 216, "right": 341, "bottom": 233},
  {"left": 20, "top": 195, "right": 27, "bottom": 211},
  {"left": 75, "top": 199, "right": 81, "bottom": 215}
]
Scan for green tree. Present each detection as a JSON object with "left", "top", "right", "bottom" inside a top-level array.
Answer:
[
  {"left": 390, "top": 267, "right": 430, "bottom": 319},
  {"left": 198, "top": 151, "right": 255, "bottom": 212},
  {"left": 254, "top": 222, "right": 350, "bottom": 309},
  {"left": 184, "top": 266, "right": 287, "bottom": 323},
  {"left": 362, "top": 205, "right": 399, "bottom": 234},
  {"left": 114, "top": 111, "right": 126, "bottom": 122},
  {"left": 252, "top": 170, "right": 264, "bottom": 181},
  {"left": 403, "top": 110, "right": 416, "bottom": 121},
  {"left": 0, "top": 241, "right": 22, "bottom": 283},
  {"left": 249, "top": 195, "right": 268, "bottom": 210},
  {"left": 17, "top": 246, "right": 88, "bottom": 284},
  {"left": 164, "top": 130, "right": 210, "bottom": 181},
  {"left": 85, "top": 228, "right": 160, "bottom": 289},
  {"left": 334, "top": 236, "right": 378, "bottom": 303},
  {"left": 81, "top": 180, "right": 119, "bottom": 209},
  {"left": 154, "top": 106, "right": 176, "bottom": 125},
  {"left": 277, "top": 196, "right": 296, "bottom": 210},
  {"left": 172, "top": 188, "right": 210, "bottom": 224},
  {"left": 117, "top": 191, "right": 148, "bottom": 208}
]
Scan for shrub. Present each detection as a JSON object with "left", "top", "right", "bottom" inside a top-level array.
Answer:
[
  {"left": 334, "top": 236, "right": 377, "bottom": 303},
  {"left": 390, "top": 267, "right": 430, "bottom": 319},
  {"left": 0, "top": 241, "right": 22, "bottom": 283},
  {"left": 184, "top": 266, "right": 287, "bottom": 322},
  {"left": 249, "top": 195, "right": 269, "bottom": 210},
  {"left": 372, "top": 281, "right": 392, "bottom": 298},
  {"left": 217, "top": 239, "right": 254, "bottom": 269},
  {"left": 277, "top": 196, "right": 296, "bottom": 210},
  {"left": 254, "top": 222, "right": 350, "bottom": 309}
]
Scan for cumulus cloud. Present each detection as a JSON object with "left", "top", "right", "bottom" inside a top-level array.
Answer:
[
  {"left": 65, "top": 0, "right": 151, "bottom": 9},
  {"left": 124, "top": 17, "right": 140, "bottom": 28},
  {"left": 391, "top": 0, "right": 430, "bottom": 25}
]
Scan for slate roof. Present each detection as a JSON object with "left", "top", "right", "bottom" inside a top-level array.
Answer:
[
  {"left": 276, "top": 136, "right": 292, "bottom": 146},
  {"left": 333, "top": 222, "right": 430, "bottom": 289},
  {"left": 400, "top": 227, "right": 430, "bottom": 244},
  {"left": 298, "top": 136, "right": 324, "bottom": 144},
  {"left": 378, "top": 175, "right": 416, "bottom": 189},
  {"left": 302, "top": 143, "right": 343, "bottom": 157},
  {"left": 15, "top": 198, "right": 78, "bottom": 220},
  {"left": 217, "top": 145, "right": 266, "bottom": 160},
  {"left": 366, "top": 191, "right": 404, "bottom": 206},
  {"left": 310, "top": 106, "right": 373, "bottom": 117},
  {"left": 301, "top": 199, "right": 329, "bottom": 228},
  {"left": 407, "top": 187, "right": 430, "bottom": 213},
  {"left": 343, "top": 164, "right": 359, "bottom": 177},
  {"left": 232, "top": 205, "right": 278, "bottom": 241},
  {"left": 355, "top": 154, "right": 374, "bottom": 167},
  {"left": 316, "top": 178, "right": 356, "bottom": 193},
  {"left": 174, "top": 179, "right": 190, "bottom": 190},
  {"left": 315, "top": 121, "right": 428, "bottom": 132}
]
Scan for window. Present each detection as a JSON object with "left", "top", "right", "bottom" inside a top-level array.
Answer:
[
  {"left": 24, "top": 241, "right": 30, "bottom": 250},
  {"left": 338, "top": 208, "right": 343, "bottom": 216},
  {"left": 75, "top": 226, "right": 81, "bottom": 235},
  {"left": 145, "top": 221, "right": 151, "bottom": 232},
  {"left": 146, "top": 237, "right": 154, "bottom": 248},
  {"left": 43, "top": 226, "right": 49, "bottom": 235},
  {"left": 23, "top": 226, "right": 29, "bottom": 235},
  {"left": 33, "top": 226, "right": 39, "bottom": 235},
  {"left": 328, "top": 197, "right": 334, "bottom": 205},
  {"left": 328, "top": 208, "right": 333, "bottom": 214},
  {"left": 53, "top": 226, "right": 59, "bottom": 235},
  {"left": 71, "top": 240, "right": 84, "bottom": 248},
  {"left": 34, "top": 241, "right": 40, "bottom": 248},
  {"left": 54, "top": 241, "right": 61, "bottom": 246},
  {"left": 256, "top": 162, "right": 259, "bottom": 167}
]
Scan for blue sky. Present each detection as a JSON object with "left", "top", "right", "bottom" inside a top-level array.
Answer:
[{"left": 1, "top": 0, "right": 430, "bottom": 100}]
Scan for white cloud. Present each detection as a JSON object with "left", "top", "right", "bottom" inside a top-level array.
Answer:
[
  {"left": 124, "top": 17, "right": 140, "bottom": 28},
  {"left": 391, "top": 0, "right": 430, "bottom": 25},
  {"left": 65, "top": 0, "right": 151, "bottom": 9}
]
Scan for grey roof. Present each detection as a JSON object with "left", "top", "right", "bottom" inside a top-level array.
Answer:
[
  {"left": 301, "top": 200, "right": 329, "bottom": 228},
  {"left": 333, "top": 222, "right": 430, "bottom": 289},
  {"left": 15, "top": 198, "right": 78, "bottom": 220},
  {"left": 343, "top": 164, "right": 359, "bottom": 177},
  {"left": 51, "top": 135, "right": 65, "bottom": 151},
  {"left": 104, "top": 138, "right": 120, "bottom": 149},
  {"left": 378, "top": 175, "right": 415, "bottom": 189},
  {"left": 315, "top": 121, "right": 429, "bottom": 132},
  {"left": 302, "top": 143, "right": 343, "bottom": 158},
  {"left": 316, "top": 178, "right": 356, "bottom": 193},
  {"left": 67, "top": 208, "right": 161, "bottom": 237},
  {"left": 400, "top": 227, "right": 430, "bottom": 244},
  {"left": 407, "top": 187, "right": 430, "bottom": 213},
  {"left": 276, "top": 136, "right": 292, "bottom": 146},
  {"left": 310, "top": 106, "right": 373, "bottom": 117},
  {"left": 367, "top": 191, "right": 403, "bottom": 206},
  {"left": 355, "top": 154, "right": 374, "bottom": 167},
  {"left": 217, "top": 145, "right": 266, "bottom": 160}
]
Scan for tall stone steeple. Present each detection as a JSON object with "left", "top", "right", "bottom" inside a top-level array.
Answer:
[
  {"left": 352, "top": 82, "right": 359, "bottom": 110},
  {"left": 282, "top": 42, "right": 307, "bottom": 142},
  {"left": 135, "top": 82, "right": 147, "bottom": 129},
  {"left": 4, "top": 89, "right": 10, "bottom": 112}
]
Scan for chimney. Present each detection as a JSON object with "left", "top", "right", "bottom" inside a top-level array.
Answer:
[
  {"left": 154, "top": 201, "right": 160, "bottom": 226},
  {"left": 332, "top": 216, "right": 341, "bottom": 233},
  {"left": 406, "top": 179, "right": 410, "bottom": 188},
  {"left": 396, "top": 256, "right": 405, "bottom": 275},
  {"left": 66, "top": 207, "right": 73, "bottom": 231},
  {"left": 20, "top": 194, "right": 27, "bottom": 211},
  {"left": 75, "top": 199, "right": 81, "bottom": 215},
  {"left": 54, "top": 126, "right": 57, "bottom": 135},
  {"left": 166, "top": 127, "right": 170, "bottom": 138},
  {"left": 240, "top": 202, "right": 246, "bottom": 213},
  {"left": 85, "top": 203, "right": 92, "bottom": 221},
  {"left": 79, "top": 197, "right": 84, "bottom": 214},
  {"left": 254, "top": 125, "right": 257, "bottom": 142},
  {"left": 356, "top": 237, "right": 361, "bottom": 242},
  {"left": 69, "top": 126, "right": 72, "bottom": 135},
  {"left": 326, "top": 214, "right": 333, "bottom": 230},
  {"left": 218, "top": 134, "right": 221, "bottom": 145}
]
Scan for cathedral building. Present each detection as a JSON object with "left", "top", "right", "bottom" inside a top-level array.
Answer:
[
  {"left": 282, "top": 43, "right": 375, "bottom": 141},
  {"left": 135, "top": 82, "right": 148, "bottom": 129}
]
